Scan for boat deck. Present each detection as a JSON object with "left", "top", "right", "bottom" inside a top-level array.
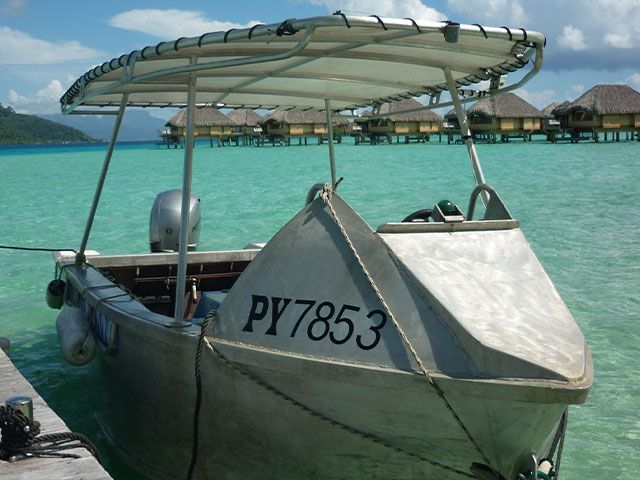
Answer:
[{"left": 0, "top": 346, "right": 113, "bottom": 480}]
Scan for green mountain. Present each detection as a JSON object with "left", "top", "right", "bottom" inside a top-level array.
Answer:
[
  {"left": 0, "top": 104, "right": 96, "bottom": 145},
  {"left": 42, "top": 110, "right": 167, "bottom": 142}
]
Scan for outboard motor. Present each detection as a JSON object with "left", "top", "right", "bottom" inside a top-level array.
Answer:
[{"left": 149, "top": 189, "right": 201, "bottom": 253}]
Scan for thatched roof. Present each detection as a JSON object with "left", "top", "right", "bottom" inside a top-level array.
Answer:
[
  {"left": 542, "top": 103, "right": 558, "bottom": 116},
  {"left": 226, "top": 108, "right": 262, "bottom": 126},
  {"left": 562, "top": 84, "right": 640, "bottom": 115},
  {"left": 260, "top": 107, "right": 348, "bottom": 125},
  {"left": 445, "top": 93, "right": 548, "bottom": 119},
  {"left": 167, "top": 106, "right": 235, "bottom": 127},
  {"left": 551, "top": 101, "right": 571, "bottom": 116},
  {"left": 377, "top": 98, "right": 442, "bottom": 122}
]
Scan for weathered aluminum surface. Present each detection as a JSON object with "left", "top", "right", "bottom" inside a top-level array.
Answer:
[
  {"left": 377, "top": 219, "right": 519, "bottom": 233},
  {"left": 212, "top": 194, "right": 476, "bottom": 376},
  {"left": 380, "top": 228, "right": 589, "bottom": 382},
  {"left": 53, "top": 195, "right": 592, "bottom": 479},
  {"left": 55, "top": 249, "right": 260, "bottom": 269},
  {"left": 81, "top": 315, "right": 576, "bottom": 480}
]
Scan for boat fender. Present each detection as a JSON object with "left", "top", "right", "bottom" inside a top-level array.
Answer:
[
  {"left": 536, "top": 460, "right": 553, "bottom": 480},
  {"left": 45, "top": 279, "right": 66, "bottom": 309},
  {"left": 56, "top": 307, "right": 96, "bottom": 366}
]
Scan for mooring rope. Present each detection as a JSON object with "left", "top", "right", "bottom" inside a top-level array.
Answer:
[
  {"left": 548, "top": 409, "right": 569, "bottom": 479},
  {"left": 0, "top": 405, "right": 101, "bottom": 463},
  {"left": 0, "top": 245, "right": 76, "bottom": 253},
  {"left": 185, "top": 311, "right": 214, "bottom": 480},
  {"left": 318, "top": 184, "right": 494, "bottom": 470}
]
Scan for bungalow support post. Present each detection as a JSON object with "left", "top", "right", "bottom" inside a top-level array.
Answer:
[{"left": 443, "top": 67, "right": 489, "bottom": 206}]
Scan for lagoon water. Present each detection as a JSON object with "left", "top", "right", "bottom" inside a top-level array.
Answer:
[{"left": 0, "top": 138, "right": 638, "bottom": 479}]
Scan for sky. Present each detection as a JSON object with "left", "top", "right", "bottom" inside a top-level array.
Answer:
[{"left": 1, "top": 0, "right": 640, "bottom": 119}]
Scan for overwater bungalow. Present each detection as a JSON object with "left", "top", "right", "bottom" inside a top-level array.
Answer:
[
  {"left": 549, "top": 101, "right": 571, "bottom": 130},
  {"left": 445, "top": 92, "right": 548, "bottom": 142},
  {"left": 226, "top": 108, "right": 263, "bottom": 146},
  {"left": 541, "top": 103, "right": 562, "bottom": 142},
  {"left": 358, "top": 98, "right": 442, "bottom": 144},
  {"left": 554, "top": 84, "right": 640, "bottom": 142},
  {"left": 260, "top": 107, "right": 348, "bottom": 145},
  {"left": 165, "top": 106, "right": 236, "bottom": 146}
]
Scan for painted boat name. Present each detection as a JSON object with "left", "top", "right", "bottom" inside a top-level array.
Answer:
[{"left": 242, "top": 295, "right": 387, "bottom": 350}]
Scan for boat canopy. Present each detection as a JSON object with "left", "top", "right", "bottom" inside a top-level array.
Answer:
[{"left": 60, "top": 14, "right": 545, "bottom": 113}]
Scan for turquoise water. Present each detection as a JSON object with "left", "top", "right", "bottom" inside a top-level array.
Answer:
[{"left": 0, "top": 138, "right": 638, "bottom": 479}]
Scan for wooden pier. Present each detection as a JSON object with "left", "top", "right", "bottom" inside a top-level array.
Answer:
[{"left": 0, "top": 344, "right": 113, "bottom": 480}]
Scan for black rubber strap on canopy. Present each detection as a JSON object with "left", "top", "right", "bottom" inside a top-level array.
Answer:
[
  {"left": 370, "top": 15, "right": 388, "bottom": 30},
  {"left": 174, "top": 37, "right": 185, "bottom": 51},
  {"left": 519, "top": 28, "right": 528, "bottom": 42},
  {"left": 501, "top": 26, "right": 513, "bottom": 40},
  {"left": 332, "top": 10, "right": 351, "bottom": 28},
  {"left": 472, "top": 24, "right": 487, "bottom": 38},
  {"left": 248, "top": 23, "right": 265, "bottom": 39},
  {"left": 197, "top": 33, "right": 208, "bottom": 47},
  {"left": 224, "top": 29, "right": 236, "bottom": 43},
  {"left": 404, "top": 17, "right": 422, "bottom": 33}
]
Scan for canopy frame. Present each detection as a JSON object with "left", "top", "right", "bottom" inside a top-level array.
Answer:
[{"left": 61, "top": 14, "right": 544, "bottom": 114}]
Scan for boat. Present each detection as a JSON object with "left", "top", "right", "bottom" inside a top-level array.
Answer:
[{"left": 47, "top": 13, "right": 593, "bottom": 480}]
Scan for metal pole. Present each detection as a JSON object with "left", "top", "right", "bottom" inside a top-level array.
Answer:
[
  {"left": 443, "top": 67, "right": 489, "bottom": 206},
  {"left": 324, "top": 98, "right": 337, "bottom": 186},
  {"left": 172, "top": 71, "right": 197, "bottom": 326},
  {"left": 76, "top": 94, "right": 128, "bottom": 265}
]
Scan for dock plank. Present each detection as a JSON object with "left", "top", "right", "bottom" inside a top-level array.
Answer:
[{"left": 0, "top": 349, "right": 113, "bottom": 480}]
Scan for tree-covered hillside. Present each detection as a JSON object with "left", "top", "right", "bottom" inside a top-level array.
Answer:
[{"left": 0, "top": 104, "right": 96, "bottom": 145}]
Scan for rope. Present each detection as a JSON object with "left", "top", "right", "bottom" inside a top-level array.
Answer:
[
  {"left": 318, "top": 184, "right": 493, "bottom": 469},
  {"left": 0, "top": 245, "right": 76, "bottom": 253},
  {"left": 548, "top": 409, "right": 568, "bottom": 478},
  {"left": 185, "top": 310, "right": 214, "bottom": 480},
  {"left": 0, "top": 405, "right": 101, "bottom": 463},
  {"left": 204, "top": 337, "right": 474, "bottom": 478}
]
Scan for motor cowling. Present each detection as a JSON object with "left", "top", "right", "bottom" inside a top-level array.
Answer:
[{"left": 149, "top": 190, "right": 201, "bottom": 253}]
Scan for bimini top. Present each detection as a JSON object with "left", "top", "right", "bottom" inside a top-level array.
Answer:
[{"left": 60, "top": 13, "right": 545, "bottom": 114}]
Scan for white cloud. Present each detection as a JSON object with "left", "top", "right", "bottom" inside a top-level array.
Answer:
[
  {"left": 558, "top": 24, "right": 588, "bottom": 51},
  {"left": 568, "top": 84, "right": 586, "bottom": 97},
  {"left": 444, "top": 0, "right": 640, "bottom": 71},
  {"left": 8, "top": 79, "right": 65, "bottom": 113},
  {"left": 447, "top": 0, "right": 527, "bottom": 25},
  {"left": 597, "top": 0, "right": 640, "bottom": 48},
  {"left": 0, "top": 27, "right": 105, "bottom": 64},
  {"left": 305, "top": 0, "right": 445, "bottom": 22},
  {"left": 604, "top": 33, "right": 633, "bottom": 48},
  {"left": 0, "top": 0, "right": 25, "bottom": 15},
  {"left": 515, "top": 88, "right": 557, "bottom": 109},
  {"left": 626, "top": 73, "right": 640, "bottom": 89},
  {"left": 108, "top": 9, "right": 262, "bottom": 39}
]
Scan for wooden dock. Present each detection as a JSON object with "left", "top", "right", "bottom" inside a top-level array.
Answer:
[{"left": 0, "top": 345, "right": 113, "bottom": 480}]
